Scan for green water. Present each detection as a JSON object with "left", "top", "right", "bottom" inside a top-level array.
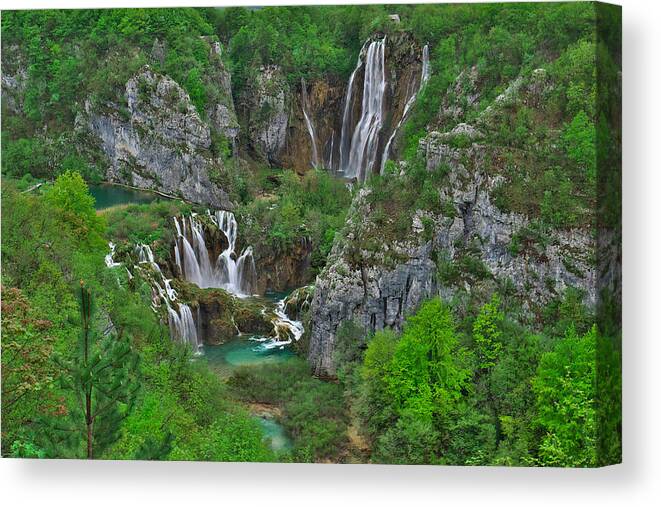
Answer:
[
  {"left": 203, "top": 336, "right": 295, "bottom": 452},
  {"left": 202, "top": 336, "right": 295, "bottom": 378},
  {"left": 90, "top": 184, "right": 159, "bottom": 209},
  {"left": 202, "top": 292, "right": 298, "bottom": 453},
  {"left": 257, "top": 416, "right": 292, "bottom": 452}
]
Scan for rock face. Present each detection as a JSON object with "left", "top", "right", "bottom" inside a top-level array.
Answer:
[
  {"left": 82, "top": 65, "right": 233, "bottom": 208},
  {"left": 308, "top": 67, "right": 598, "bottom": 377},
  {"left": 240, "top": 33, "right": 425, "bottom": 174},
  {"left": 1, "top": 44, "right": 27, "bottom": 114},
  {"left": 244, "top": 65, "right": 290, "bottom": 164},
  {"left": 202, "top": 37, "right": 240, "bottom": 149},
  {"left": 280, "top": 78, "right": 346, "bottom": 173},
  {"left": 253, "top": 237, "right": 313, "bottom": 294},
  {"left": 308, "top": 189, "right": 440, "bottom": 376}
]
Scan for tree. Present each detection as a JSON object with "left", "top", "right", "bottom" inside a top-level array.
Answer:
[
  {"left": 532, "top": 325, "right": 597, "bottom": 467},
  {"left": 37, "top": 282, "right": 140, "bottom": 459},
  {"left": 44, "top": 170, "right": 106, "bottom": 249},
  {"left": 387, "top": 298, "right": 471, "bottom": 424},
  {"left": 473, "top": 294, "right": 504, "bottom": 371},
  {"left": 0, "top": 287, "right": 56, "bottom": 455},
  {"left": 563, "top": 110, "right": 597, "bottom": 184}
]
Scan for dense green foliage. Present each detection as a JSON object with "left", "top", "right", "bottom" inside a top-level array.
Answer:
[
  {"left": 335, "top": 295, "right": 608, "bottom": 466},
  {"left": 238, "top": 168, "right": 351, "bottom": 275},
  {"left": 2, "top": 3, "right": 620, "bottom": 466},
  {"left": 228, "top": 360, "right": 349, "bottom": 462},
  {"left": 1, "top": 181, "right": 273, "bottom": 461}
]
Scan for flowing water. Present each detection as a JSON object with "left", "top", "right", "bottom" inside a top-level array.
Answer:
[
  {"left": 301, "top": 77, "right": 320, "bottom": 169},
  {"left": 339, "top": 41, "right": 367, "bottom": 173},
  {"left": 341, "top": 38, "right": 387, "bottom": 182},
  {"left": 380, "top": 44, "right": 431, "bottom": 173},
  {"left": 173, "top": 210, "right": 256, "bottom": 297}
]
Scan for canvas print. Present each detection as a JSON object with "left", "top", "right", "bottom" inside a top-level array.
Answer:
[{"left": 1, "top": 2, "right": 621, "bottom": 466}]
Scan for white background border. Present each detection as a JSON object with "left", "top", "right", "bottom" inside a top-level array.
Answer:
[{"left": 1, "top": 0, "right": 658, "bottom": 505}]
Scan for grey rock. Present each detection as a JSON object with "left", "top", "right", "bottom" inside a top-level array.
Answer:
[
  {"left": 83, "top": 65, "right": 233, "bottom": 208},
  {"left": 245, "top": 65, "right": 289, "bottom": 164}
]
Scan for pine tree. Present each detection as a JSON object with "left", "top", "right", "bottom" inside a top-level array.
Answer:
[{"left": 37, "top": 282, "right": 140, "bottom": 459}]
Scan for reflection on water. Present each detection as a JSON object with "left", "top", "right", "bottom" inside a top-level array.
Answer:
[{"left": 90, "top": 184, "right": 159, "bottom": 209}]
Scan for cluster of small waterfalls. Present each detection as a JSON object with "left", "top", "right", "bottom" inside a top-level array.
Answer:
[
  {"left": 135, "top": 242, "right": 202, "bottom": 354},
  {"left": 173, "top": 210, "right": 256, "bottom": 297},
  {"left": 105, "top": 209, "right": 305, "bottom": 354}
]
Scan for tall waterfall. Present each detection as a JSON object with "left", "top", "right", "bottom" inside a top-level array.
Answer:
[
  {"left": 301, "top": 78, "right": 320, "bottom": 168},
  {"left": 380, "top": 44, "right": 431, "bottom": 173},
  {"left": 134, "top": 243, "right": 201, "bottom": 353},
  {"left": 339, "top": 39, "right": 387, "bottom": 181},
  {"left": 339, "top": 41, "right": 367, "bottom": 172},
  {"left": 173, "top": 210, "right": 256, "bottom": 297}
]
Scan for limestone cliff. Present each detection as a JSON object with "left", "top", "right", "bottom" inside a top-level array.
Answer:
[
  {"left": 308, "top": 66, "right": 598, "bottom": 377},
  {"left": 80, "top": 65, "right": 233, "bottom": 208}
]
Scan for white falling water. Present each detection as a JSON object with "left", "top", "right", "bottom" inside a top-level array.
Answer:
[
  {"left": 105, "top": 242, "right": 121, "bottom": 268},
  {"left": 134, "top": 243, "right": 201, "bottom": 353},
  {"left": 251, "top": 296, "right": 305, "bottom": 351},
  {"left": 339, "top": 41, "right": 368, "bottom": 172},
  {"left": 380, "top": 44, "right": 431, "bottom": 173},
  {"left": 342, "top": 38, "right": 387, "bottom": 182},
  {"left": 327, "top": 131, "right": 335, "bottom": 172},
  {"left": 301, "top": 78, "right": 320, "bottom": 168},
  {"left": 349, "top": 38, "right": 387, "bottom": 180},
  {"left": 173, "top": 210, "right": 256, "bottom": 297}
]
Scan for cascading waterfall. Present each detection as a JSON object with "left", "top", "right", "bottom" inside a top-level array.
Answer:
[
  {"left": 173, "top": 210, "right": 256, "bottom": 297},
  {"left": 380, "top": 44, "right": 431, "bottom": 173},
  {"left": 104, "top": 242, "right": 121, "bottom": 268},
  {"left": 251, "top": 296, "right": 305, "bottom": 351},
  {"left": 339, "top": 41, "right": 368, "bottom": 172},
  {"left": 131, "top": 243, "right": 201, "bottom": 353},
  {"left": 301, "top": 78, "right": 320, "bottom": 168},
  {"left": 341, "top": 38, "right": 387, "bottom": 182}
]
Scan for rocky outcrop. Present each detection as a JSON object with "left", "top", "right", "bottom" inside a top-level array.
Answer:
[
  {"left": 172, "top": 281, "right": 273, "bottom": 345},
  {"left": 280, "top": 78, "right": 346, "bottom": 173},
  {"left": 308, "top": 189, "right": 440, "bottom": 376},
  {"left": 243, "top": 65, "right": 290, "bottom": 164},
  {"left": 253, "top": 237, "right": 313, "bottom": 294},
  {"left": 202, "top": 37, "right": 240, "bottom": 148},
  {"left": 283, "top": 285, "right": 314, "bottom": 321},
  {"left": 1, "top": 44, "right": 27, "bottom": 115},
  {"left": 308, "top": 67, "right": 598, "bottom": 377},
  {"left": 81, "top": 65, "right": 233, "bottom": 208}
]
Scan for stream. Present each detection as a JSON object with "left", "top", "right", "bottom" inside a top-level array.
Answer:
[{"left": 201, "top": 290, "right": 298, "bottom": 452}]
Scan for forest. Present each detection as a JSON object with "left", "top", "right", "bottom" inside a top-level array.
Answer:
[{"left": 1, "top": 3, "right": 621, "bottom": 466}]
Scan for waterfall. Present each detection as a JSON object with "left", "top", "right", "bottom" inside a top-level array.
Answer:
[
  {"left": 132, "top": 243, "right": 201, "bottom": 353},
  {"left": 301, "top": 78, "right": 320, "bottom": 168},
  {"left": 327, "top": 131, "right": 335, "bottom": 172},
  {"left": 251, "top": 296, "right": 304, "bottom": 351},
  {"left": 380, "top": 44, "right": 431, "bottom": 173},
  {"left": 341, "top": 38, "right": 387, "bottom": 182},
  {"left": 173, "top": 210, "right": 257, "bottom": 297},
  {"left": 105, "top": 242, "right": 121, "bottom": 268},
  {"left": 339, "top": 41, "right": 368, "bottom": 172}
]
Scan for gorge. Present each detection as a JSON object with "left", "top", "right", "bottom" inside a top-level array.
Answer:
[{"left": 1, "top": 4, "right": 621, "bottom": 466}]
